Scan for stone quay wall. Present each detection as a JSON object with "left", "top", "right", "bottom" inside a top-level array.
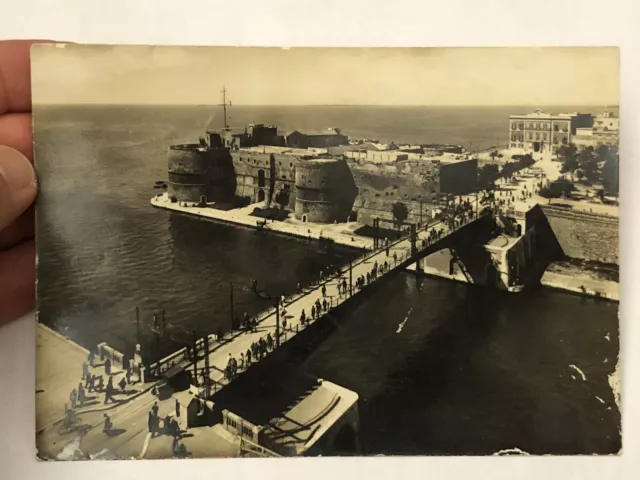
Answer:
[{"left": 541, "top": 206, "right": 619, "bottom": 264}]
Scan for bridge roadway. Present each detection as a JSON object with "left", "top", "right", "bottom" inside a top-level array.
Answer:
[{"left": 174, "top": 212, "right": 491, "bottom": 398}]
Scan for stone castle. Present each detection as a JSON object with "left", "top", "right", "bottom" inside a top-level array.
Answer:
[{"left": 167, "top": 123, "right": 478, "bottom": 225}]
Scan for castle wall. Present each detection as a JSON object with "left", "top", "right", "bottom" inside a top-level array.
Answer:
[
  {"left": 168, "top": 145, "right": 236, "bottom": 203},
  {"left": 540, "top": 206, "right": 619, "bottom": 264},
  {"left": 294, "top": 158, "right": 358, "bottom": 223},
  {"left": 232, "top": 151, "right": 298, "bottom": 207}
]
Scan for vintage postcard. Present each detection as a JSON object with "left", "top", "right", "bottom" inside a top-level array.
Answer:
[{"left": 32, "top": 45, "right": 620, "bottom": 459}]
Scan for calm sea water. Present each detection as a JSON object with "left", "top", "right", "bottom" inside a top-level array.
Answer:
[{"left": 34, "top": 104, "right": 620, "bottom": 455}]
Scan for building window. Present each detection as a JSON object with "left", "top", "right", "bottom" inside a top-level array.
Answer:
[
  {"left": 554, "top": 124, "right": 559, "bottom": 132},
  {"left": 282, "top": 174, "right": 287, "bottom": 179},
  {"left": 535, "top": 133, "right": 540, "bottom": 140},
  {"left": 511, "top": 122, "right": 517, "bottom": 130},
  {"left": 528, "top": 132, "right": 533, "bottom": 140},
  {"left": 518, "top": 122, "right": 524, "bottom": 130},
  {"left": 543, "top": 133, "right": 548, "bottom": 140}
]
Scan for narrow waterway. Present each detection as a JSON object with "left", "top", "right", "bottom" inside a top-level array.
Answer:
[{"left": 34, "top": 104, "right": 621, "bottom": 455}]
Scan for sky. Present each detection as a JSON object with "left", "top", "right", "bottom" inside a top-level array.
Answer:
[{"left": 31, "top": 45, "right": 619, "bottom": 106}]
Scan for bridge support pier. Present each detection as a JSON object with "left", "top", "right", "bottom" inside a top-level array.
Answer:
[{"left": 415, "top": 257, "right": 424, "bottom": 274}]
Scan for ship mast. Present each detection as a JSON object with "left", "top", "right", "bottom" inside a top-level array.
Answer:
[{"left": 221, "top": 86, "right": 231, "bottom": 130}]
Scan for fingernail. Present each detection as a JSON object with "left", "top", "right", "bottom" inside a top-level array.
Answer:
[{"left": 0, "top": 145, "right": 36, "bottom": 192}]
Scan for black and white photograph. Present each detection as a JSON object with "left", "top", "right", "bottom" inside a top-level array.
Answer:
[{"left": 32, "top": 45, "right": 620, "bottom": 459}]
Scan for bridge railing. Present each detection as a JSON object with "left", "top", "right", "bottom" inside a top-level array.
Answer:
[{"left": 178, "top": 209, "right": 493, "bottom": 388}]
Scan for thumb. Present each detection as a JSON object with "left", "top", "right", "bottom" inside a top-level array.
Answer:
[{"left": 0, "top": 145, "right": 36, "bottom": 232}]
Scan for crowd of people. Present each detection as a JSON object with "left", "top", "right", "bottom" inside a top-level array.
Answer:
[{"left": 67, "top": 348, "right": 137, "bottom": 418}]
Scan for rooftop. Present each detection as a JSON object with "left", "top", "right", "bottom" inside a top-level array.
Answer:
[
  {"left": 289, "top": 128, "right": 344, "bottom": 137},
  {"left": 238, "top": 145, "right": 327, "bottom": 156},
  {"left": 510, "top": 109, "right": 574, "bottom": 120}
]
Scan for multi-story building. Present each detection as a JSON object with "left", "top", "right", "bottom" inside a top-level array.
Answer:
[
  {"left": 568, "top": 111, "right": 619, "bottom": 150},
  {"left": 508, "top": 109, "right": 593, "bottom": 154}
]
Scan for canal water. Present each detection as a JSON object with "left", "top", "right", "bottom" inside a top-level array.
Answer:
[{"left": 34, "top": 105, "right": 620, "bottom": 455}]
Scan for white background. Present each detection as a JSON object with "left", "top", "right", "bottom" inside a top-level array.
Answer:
[{"left": 1, "top": 0, "right": 639, "bottom": 478}]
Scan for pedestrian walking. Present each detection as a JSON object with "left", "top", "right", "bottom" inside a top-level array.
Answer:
[
  {"left": 164, "top": 415, "right": 172, "bottom": 435},
  {"left": 104, "top": 382, "right": 114, "bottom": 405},
  {"left": 171, "top": 418, "right": 180, "bottom": 438},
  {"left": 118, "top": 377, "right": 126, "bottom": 392},
  {"left": 87, "top": 374, "right": 95, "bottom": 393},
  {"left": 246, "top": 348, "right": 252, "bottom": 365},
  {"left": 126, "top": 368, "right": 132, "bottom": 385},
  {"left": 322, "top": 299, "right": 327, "bottom": 312},
  {"left": 152, "top": 401, "right": 159, "bottom": 417},
  {"left": 97, "top": 375, "right": 104, "bottom": 392},
  {"left": 82, "top": 361, "right": 89, "bottom": 381},
  {"left": 103, "top": 414, "right": 112, "bottom": 435},
  {"left": 311, "top": 305, "right": 316, "bottom": 320},
  {"left": 282, "top": 317, "right": 287, "bottom": 331},
  {"left": 321, "top": 285, "right": 326, "bottom": 298},
  {"left": 105, "top": 358, "right": 111, "bottom": 376}
]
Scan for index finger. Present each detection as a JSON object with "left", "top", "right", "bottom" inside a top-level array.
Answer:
[{"left": 0, "top": 40, "right": 57, "bottom": 114}]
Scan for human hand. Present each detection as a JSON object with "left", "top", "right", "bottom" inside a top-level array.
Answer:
[{"left": 0, "top": 40, "right": 38, "bottom": 326}]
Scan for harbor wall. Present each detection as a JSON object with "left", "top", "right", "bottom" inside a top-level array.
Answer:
[{"left": 540, "top": 206, "right": 619, "bottom": 264}]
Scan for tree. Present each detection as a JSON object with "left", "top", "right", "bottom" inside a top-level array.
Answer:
[
  {"left": 478, "top": 164, "right": 499, "bottom": 190},
  {"left": 392, "top": 202, "right": 409, "bottom": 230},
  {"left": 517, "top": 154, "right": 535, "bottom": 169},
  {"left": 501, "top": 162, "right": 518, "bottom": 180},
  {"left": 576, "top": 147, "right": 599, "bottom": 183},
  {"left": 557, "top": 143, "right": 579, "bottom": 174},
  {"left": 274, "top": 189, "right": 290, "bottom": 210},
  {"left": 602, "top": 154, "right": 619, "bottom": 195}
]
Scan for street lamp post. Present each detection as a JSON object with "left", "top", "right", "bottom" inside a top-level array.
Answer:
[
  {"left": 275, "top": 300, "right": 280, "bottom": 348},
  {"left": 349, "top": 261, "right": 353, "bottom": 297},
  {"left": 229, "top": 282, "right": 234, "bottom": 334}
]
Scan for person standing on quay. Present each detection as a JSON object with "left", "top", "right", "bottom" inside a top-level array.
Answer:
[
  {"left": 70, "top": 388, "right": 77, "bottom": 410},
  {"left": 103, "top": 414, "right": 112, "bottom": 435},
  {"left": 148, "top": 411, "right": 155, "bottom": 436},
  {"left": 175, "top": 399, "right": 181, "bottom": 418},
  {"left": 78, "top": 382, "right": 85, "bottom": 407},
  {"left": 105, "top": 357, "right": 112, "bottom": 376}
]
